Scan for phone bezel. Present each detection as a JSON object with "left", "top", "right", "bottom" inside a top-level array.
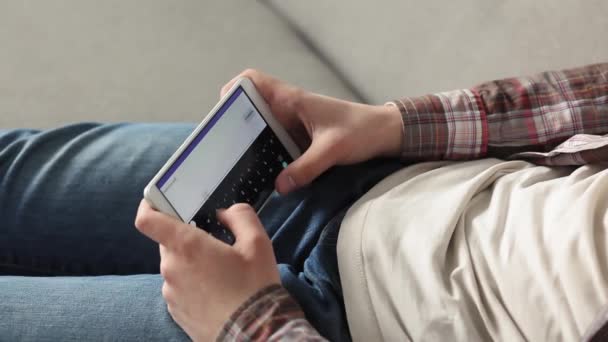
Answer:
[{"left": 143, "top": 77, "right": 302, "bottom": 220}]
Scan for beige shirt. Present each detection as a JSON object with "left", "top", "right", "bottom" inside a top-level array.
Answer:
[{"left": 338, "top": 159, "right": 608, "bottom": 341}]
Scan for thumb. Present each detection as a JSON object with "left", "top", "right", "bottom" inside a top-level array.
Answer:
[
  {"left": 217, "top": 203, "right": 267, "bottom": 246},
  {"left": 275, "top": 137, "right": 335, "bottom": 194},
  {"left": 135, "top": 199, "right": 204, "bottom": 250}
]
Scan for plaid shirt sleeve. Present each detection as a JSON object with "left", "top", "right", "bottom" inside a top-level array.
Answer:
[
  {"left": 216, "top": 284, "right": 327, "bottom": 342},
  {"left": 391, "top": 63, "right": 608, "bottom": 165}
]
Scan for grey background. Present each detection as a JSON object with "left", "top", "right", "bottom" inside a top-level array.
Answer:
[{"left": 1, "top": 0, "right": 606, "bottom": 129}]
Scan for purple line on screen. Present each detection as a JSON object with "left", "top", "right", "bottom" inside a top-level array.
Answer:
[{"left": 157, "top": 87, "right": 244, "bottom": 189}]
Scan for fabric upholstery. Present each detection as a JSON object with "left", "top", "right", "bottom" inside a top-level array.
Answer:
[
  {"left": 0, "top": 0, "right": 357, "bottom": 128},
  {"left": 267, "top": 0, "right": 608, "bottom": 104}
]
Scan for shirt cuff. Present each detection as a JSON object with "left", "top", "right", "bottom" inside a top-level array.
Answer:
[
  {"left": 216, "top": 284, "right": 307, "bottom": 341},
  {"left": 389, "top": 89, "right": 487, "bottom": 160}
]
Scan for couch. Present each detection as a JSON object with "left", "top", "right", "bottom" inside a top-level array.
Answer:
[{"left": 1, "top": 0, "right": 607, "bottom": 129}]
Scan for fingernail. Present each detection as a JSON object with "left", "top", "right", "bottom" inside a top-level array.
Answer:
[
  {"left": 287, "top": 175, "right": 296, "bottom": 188},
  {"left": 278, "top": 174, "right": 297, "bottom": 193}
]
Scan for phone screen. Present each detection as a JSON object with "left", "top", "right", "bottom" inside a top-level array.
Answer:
[{"left": 156, "top": 86, "right": 293, "bottom": 244}]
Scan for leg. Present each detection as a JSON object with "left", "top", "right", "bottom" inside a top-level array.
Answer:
[
  {"left": 0, "top": 123, "right": 403, "bottom": 340},
  {"left": 0, "top": 123, "right": 194, "bottom": 275},
  {"left": 0, "top": 274, "right": 189, "bottom": 341}
]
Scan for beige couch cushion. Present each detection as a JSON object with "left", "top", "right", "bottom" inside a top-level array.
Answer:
[
  {"left": 268, "top": 0, "right": 608, "bottom": 103},
  {"left": 0, "top": 0, "right": 357, "bottom": 129}
]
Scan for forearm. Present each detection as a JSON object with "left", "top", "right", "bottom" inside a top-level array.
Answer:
[{"left": 391, "top": 63, "right": 608, "bottom": 162}]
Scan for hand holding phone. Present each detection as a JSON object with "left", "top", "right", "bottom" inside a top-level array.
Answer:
[
  {"left": 220, "top": 69, "right": 403, "bottom": 194},
  {"left": 144, "top": 77, "right": 301, "bottom": 244}
]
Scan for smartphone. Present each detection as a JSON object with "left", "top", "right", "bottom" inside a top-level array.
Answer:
[{"left": 143, "top": 77, "right": 301, "bottom": 244}]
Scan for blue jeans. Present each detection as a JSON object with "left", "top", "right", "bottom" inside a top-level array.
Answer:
[{"left": 0, "top": 123, "right": 402, "bottom": 341}]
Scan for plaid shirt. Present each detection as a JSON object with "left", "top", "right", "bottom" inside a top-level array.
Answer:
[
  {"left": 218, "top": 63, "right": 608, "bottom": 341},
  {"left": 217, "top": 285, "right": 327, "bottom": 341},
  {"left": 395, "top": 63, "right": 608, "bottom": 165}
]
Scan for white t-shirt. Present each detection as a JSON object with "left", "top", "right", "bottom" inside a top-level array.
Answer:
[{"left": 338, "top": 159, "right": 608, "bottom": 341}]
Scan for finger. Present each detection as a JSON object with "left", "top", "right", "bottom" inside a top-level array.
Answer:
[
  {"left": 216, "top": 203, "right": 266, "bottom": 246},
  {"left": 135, "top": 200, "right": 199, "bottom": 249},
  {"left": 240, "top": 69, "right": 280, "bottom": 102},
  {"left": 221, "top": 69, "right": 308, "bottom": 148},
  {"left": 159, "top": 244, "right": 168, "bottom": 257},
  {"left": 219, "top": 73, "right": 242, "bottom": 98},
  {"left": 221, "top": 69, "right": 279, "bottom": 103},
  {"left": 275, "top": 137, "right": 336, "bottom": 194},
  {"left": 159, "top": 245, "right": 172, "bottom": 281}
]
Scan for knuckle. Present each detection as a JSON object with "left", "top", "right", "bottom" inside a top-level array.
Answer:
[
  {"left": 134, "top": 213, "right": 150, "bottom": 230},
  {"left": 286, "top": 87, "right": 304, "bottom": 113},
  {"left": 179, "top": 233, "right": 199, "bottom": 256},
  {"left": 242, "top": 68, "right": 259, "bottom": 77},
  {"left": 240, "top": 253, "right": 256, "bottom": 266},
  {"left": 249, "top": 230, "right": 270, "bottom": 249},
  {"left": 329, "top": 135, "right": 350, "bottom": 155},
  {"left": 161, "top": 282, "right": 173, "bottom": 304},
  {"left": 229, "top": 202, "right": 253, "bottom": 213},
  {"left": 159, "top": 261, "right": 172, "bottom": 281}
]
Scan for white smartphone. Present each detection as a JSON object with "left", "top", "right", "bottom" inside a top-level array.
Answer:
[{"left": 143, "top": 77, "right": 301, "bottom": 244}]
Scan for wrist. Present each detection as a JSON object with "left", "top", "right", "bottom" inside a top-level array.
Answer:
[{"left": 373, "top": 103, "right": 403, "bottom": 158}]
